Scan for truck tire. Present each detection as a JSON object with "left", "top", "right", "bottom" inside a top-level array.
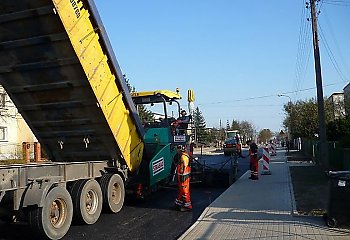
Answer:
[
  {"left": 70, "top": 179, "right": 102, "bottom": 225},
  {"left": 326, "top": 217, "right": 338, "bottom": 228},
  {"left": 99, "top": 174, "right": 125, "bottom": 213},
  {"left": 28, "top": 186, "right": 73, "bottom": 240}
]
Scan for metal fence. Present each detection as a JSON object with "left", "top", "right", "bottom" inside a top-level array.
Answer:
[
  {"left": 0, "top": 143, "right": 24, "bottom": 160},
  {"left": 302, "top": 138, "right": 350, "bottom": 170}
]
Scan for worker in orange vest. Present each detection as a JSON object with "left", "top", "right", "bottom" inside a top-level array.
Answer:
[
  {"left": 245, "top": 140, "right": 259, "bottom": 180},
  {"left": 174, "top": 145, "right": 192, "bottom": 212},
  {"left": 235, "top": 134, "right": 242, "bottom": 157}
]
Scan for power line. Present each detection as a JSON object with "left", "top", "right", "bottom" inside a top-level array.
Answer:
[
  {"left": 318, "top": 22, "right": 349, "bottom": 82},
  {"left": 324, "top": 0, "right": 350, "bottom": 2},
  {"left": 294, "top": 0, "right": 313, "bottom": 98},
  {"left": 197, "top": 81, "right": 345, "bottom": 106},
  {"left": 319, "top": 0, "right": 325, "bottom": 10},
  {"left": 204, "top": 104, "right": 282, "bottom": 108},
  {"left": 294, "top": 0, "right": 307, "bottom": 91},
  {"left": 281, "top": 81, "right": 342, "bottom": 95},
  {"left": 294, "top": 1, "right": 308, "bottom": 91},
  {"left": 197, "top": 94, "right": 274, "bottom": 106},
  {"left": 322, "top": 7, "right": 350, "bottom": 78},
  {"left": 323, "top": 0, "right": 350, "bottom": 6}
]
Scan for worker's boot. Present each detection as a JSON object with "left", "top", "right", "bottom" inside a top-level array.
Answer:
[
  {"left": 171, "top": 204, "right": 181, "bottom": 211},
  {"left": 180, "top": 206, "right": 192, "bottom": 212}
]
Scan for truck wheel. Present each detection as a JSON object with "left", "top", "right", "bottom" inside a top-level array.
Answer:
[
  {"left": 326, "top": 217, "right": 338, "bottom": 228},
  {"left": 100, "top": 174, "right": 125, "bottom": 213},
  {"left": 70, "top": 179, "right": 102, "bottom": 225},
  {"left": 28, "top": 186, "right": 73, "bottom": 240}
]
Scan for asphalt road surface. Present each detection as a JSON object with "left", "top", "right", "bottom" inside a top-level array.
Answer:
[{"left": 0, "top": 148, "right": 251, "bottom": 240}]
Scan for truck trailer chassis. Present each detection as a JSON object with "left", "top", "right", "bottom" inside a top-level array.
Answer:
[{"left": 0, "top": 0, "right": 191, "bottom": 239}]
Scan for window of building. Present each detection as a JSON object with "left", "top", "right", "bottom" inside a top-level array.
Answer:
[
  {"left": 0, "top": 93, "right": 5, "bottom": 108},
  {"left": 0, "top": 126, "right": 7, "bottom": 141}
]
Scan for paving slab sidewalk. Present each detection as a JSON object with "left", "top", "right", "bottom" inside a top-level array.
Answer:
[{"left": 179, "top": 150, "right": 350, "bottom": 240}]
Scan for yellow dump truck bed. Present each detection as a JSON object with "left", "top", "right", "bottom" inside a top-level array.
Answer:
[{"left": 0, "top": 0, "right": 144, "bottom": 172}]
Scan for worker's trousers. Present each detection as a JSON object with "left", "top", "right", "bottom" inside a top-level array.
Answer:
[
  {"left": 250, "top": 155, "right": 259, "bottom": 180},
  {"left": 175, "top": 173, "right": 192, "bottom": 209}
]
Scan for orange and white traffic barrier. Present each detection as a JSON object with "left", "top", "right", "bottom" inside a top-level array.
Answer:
[
  {"left": 270, "top": 143, "right": 276, "bottom": 156},
  {"left": 261, "top": 147, "right": 271, "bottom": 175}
]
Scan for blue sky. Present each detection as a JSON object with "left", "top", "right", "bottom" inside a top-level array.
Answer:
[{"left": 94, "top": 0, "right": 350, "bottom": 132}]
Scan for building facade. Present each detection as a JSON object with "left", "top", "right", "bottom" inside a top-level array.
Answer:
[
  {"left": 0, "top": 85, "right": 36, "bottom": 160},
  {"left": 344, "top": 83, "right": 350, "bottom": 116},
  {"left": 327, "top": 92, "right": 345, "bottom": 120}
]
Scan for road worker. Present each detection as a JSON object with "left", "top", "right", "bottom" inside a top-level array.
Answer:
[
  {"left": 245, "top": 140, "right": 259, "bottom": 180},
  {"left": 235, "top": 134, "right": 242, "bottom": 157},
  {"left": 174, "top": 145, "right": 192, "bottom": 211},
  {"left": 172, "top": 110, "right": 192, "bottom": 135}
]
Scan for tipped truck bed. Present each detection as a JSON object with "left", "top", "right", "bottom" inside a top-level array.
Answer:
[{"left": 0, "top": 0, "right": 144, "bottom": 172}]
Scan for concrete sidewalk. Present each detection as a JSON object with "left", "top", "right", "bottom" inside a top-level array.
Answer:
[{"left": 179, "top": 150, "right": 350, "bottom": 240}]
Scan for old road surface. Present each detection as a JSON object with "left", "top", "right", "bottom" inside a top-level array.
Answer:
[{"left": 0, "top": 148, "right": 251, "bottom": 240}]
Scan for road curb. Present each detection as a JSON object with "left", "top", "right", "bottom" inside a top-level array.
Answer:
[
  {"left": 178, "top": 170, "right": 250, "bottom": 240},
  {"left": 177, "top": 207, "right": 209, "bottom": 240},
  {"left": 287, "top": 161, "right": 299, "bottom": 216}
]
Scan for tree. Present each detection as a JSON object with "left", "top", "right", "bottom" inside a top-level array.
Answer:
[
  {"left": 327, "top": 117, "right": 350, "bottom": 139},
  {"left": 193, "top": 107, "right": 207, "bottom": 143},
  {"left": 326, "top": 96, "right": 350, "bottom": 146},
  {"left": 283, "top": 98, "right": 333, "bottom": 139},
  {"left": 283, "top": 99, "right": 318, "bottom": 139},
  {"left": 239, "top": 120, "right": 255, "bottom": 142},
  {"left": 282, "top": 97, "right": 350, "bottom": 147},
  {"left": 124, "top": 74, "right": 135, "bottom": 93},
  {"left": 206, "top": 127, "right": 219, "bottom": 145},
  {"left": 226, "top": 120, "right": 230, "bottom": 130},
  {"left": 227, "top": 119, "right": 255, "bottom": 143},
  {"left": 258, "top": 129, "right": 273, "bottom": 144},
  {"left": 230, "top": 119, "right": 240, "bottom": 130},
  {"left": 123, "top": 75, "right": 153, "bottom": 123},
  {"left": 137, "top": 105, "right": 154, "bottom": 123}
]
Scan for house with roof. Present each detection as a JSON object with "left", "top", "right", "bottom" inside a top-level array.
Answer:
[
  {"left": 327, "top": 92, "right": 345, "bottom": 120},
  {"left": 344, "top": 82, "right": 350, "bottom": 116},
  {"left": 0, "top": 85, "right": 36, "bottom": 160}
]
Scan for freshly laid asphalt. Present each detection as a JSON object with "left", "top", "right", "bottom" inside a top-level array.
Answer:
[
  {"left": 179, "top": 149, "right": 350, "bottom": 240},
  {"left": 5, "top": 148, "right": 346, "bottom": 240}
]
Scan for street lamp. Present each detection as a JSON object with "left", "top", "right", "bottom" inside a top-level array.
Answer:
[
  {"left": 277, "top": 94, "right": 291, "bottom": 103},
  {"left": 278, "top": 94, "right": 292, "bottom": 114}
]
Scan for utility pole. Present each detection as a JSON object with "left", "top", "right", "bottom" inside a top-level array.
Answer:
[
  {"left": 219, "top": 119, "right": 223, "bottom": 142},
  {"left": 309, "top": 0, "right": 329, "bottom": 168}
]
